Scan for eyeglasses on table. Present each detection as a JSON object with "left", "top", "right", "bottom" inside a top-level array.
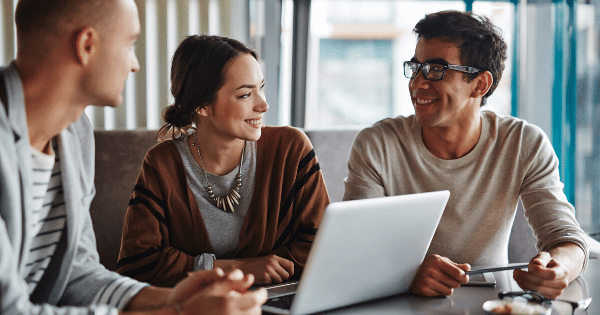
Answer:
[{"left": 498, "top": 291, "right": 592, "bottom": 315}]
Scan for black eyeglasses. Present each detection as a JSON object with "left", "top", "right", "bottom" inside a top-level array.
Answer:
[
  {"left": 403, "top": 61, "right": 481, "bottom": 81},
  {"left": 499, "top": 291, "right": 592, "bottom": 315}
]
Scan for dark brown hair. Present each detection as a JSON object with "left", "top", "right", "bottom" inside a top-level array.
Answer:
[
  {"left": 157, "top": 35, "right": 258, "bottom": 141},
  {"left": 413, "top": 10, "right": 507, "bottom": 106}
]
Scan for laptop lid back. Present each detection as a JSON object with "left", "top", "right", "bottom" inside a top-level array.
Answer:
[{"left": 291, "top": 190, "right": 450, "bottom": 314}]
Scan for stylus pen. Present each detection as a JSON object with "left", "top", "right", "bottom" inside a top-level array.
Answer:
[{"left": 466, "top": 263, "right": 529, "bottom": 275}]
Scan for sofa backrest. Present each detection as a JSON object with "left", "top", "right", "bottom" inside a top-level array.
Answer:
[
  {"left": 91, "top": 129, "right": 158, "bottom": 271},
  {"left": 90, "top": 128, "right": 536, "bottom": 271},
  {"left": 303, "top": 129, "right": 360, "bottom": 202}
]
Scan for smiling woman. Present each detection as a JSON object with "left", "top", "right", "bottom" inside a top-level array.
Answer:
[{"left": 116, "top": 35, "right": 330, "bottom": 287}]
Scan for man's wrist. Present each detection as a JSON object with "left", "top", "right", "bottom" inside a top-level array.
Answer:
[{"left": 124, "top": 286, "right": 173, "bottom": 311}]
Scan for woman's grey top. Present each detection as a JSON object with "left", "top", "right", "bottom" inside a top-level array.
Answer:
[{"left": 174, "top": 133, "right": 256, "bottom": 270}]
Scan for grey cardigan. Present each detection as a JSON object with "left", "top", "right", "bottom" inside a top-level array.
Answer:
[{"left": 0, "top": 63, "right": 146, "bottom": 314}]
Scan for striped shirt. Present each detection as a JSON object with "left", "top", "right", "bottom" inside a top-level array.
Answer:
[
  {"left": 25, "top": 141, "right": 65, "bottom": 295},
  {"left": 26, "top": 139, "right": 147, "bottom": 314}
]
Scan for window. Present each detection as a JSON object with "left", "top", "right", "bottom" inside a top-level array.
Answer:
[
  {"left": 300, "top": 0, "right": 514, "bottom": 130},
  {"left": 309, "top": 38, "right": 394, "bottom": 127},
  {"left": 575, "top": 2, "right": 600, "bottom": 231},
  {"left": 1, "top": 0, "right": 598, "bottom": 230}
]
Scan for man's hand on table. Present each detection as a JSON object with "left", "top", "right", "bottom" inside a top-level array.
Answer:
[
  {"left": 126, "top": 268, "right": 267, "bottom": 314},
  {"left": 175, "top": 269, "right": 267, "bottom": 315},
  {"left": 410, "top": 254, "right": 471, "bottom": 296},
  {"left": 513, "top": 242, "right": 585, "bottom": 300}
]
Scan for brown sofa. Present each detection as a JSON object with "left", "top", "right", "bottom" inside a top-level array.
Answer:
[{"left": 90, "top": 129, "right": 538, "bottom": 271}]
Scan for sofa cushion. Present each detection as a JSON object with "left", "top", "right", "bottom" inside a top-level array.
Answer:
[
  {"left": 91, "top": 129, "right": 158, "bottom": 271},
  {"left": 304, "top": 129, "right": 360, "bottom": 202}
]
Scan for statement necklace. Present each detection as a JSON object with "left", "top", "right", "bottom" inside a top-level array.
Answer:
[{"left": 192, "top": 133, "right": 244, "bottom": 213}]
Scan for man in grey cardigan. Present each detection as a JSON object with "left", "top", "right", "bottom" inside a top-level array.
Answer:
[
  {"left": 343, "top": 10, "right": 588, "bottom": 299},
  {"left": 0, "top": 0, "right": 266, "bottom": 314}
]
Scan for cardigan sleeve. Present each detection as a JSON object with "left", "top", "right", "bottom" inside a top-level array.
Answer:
[
  {"left": 117, "top": 142, "right": 199, "bottom": 287},
  {"left": 267, "top": 128, "right": 329, "bottom": 274}
]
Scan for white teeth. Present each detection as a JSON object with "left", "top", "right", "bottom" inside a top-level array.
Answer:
[
  {"left": 416, "top": 98, "right": 435, "bottom": 105},
  {"left": 246, "top": 119, "right": 261, "bottom": 126}
]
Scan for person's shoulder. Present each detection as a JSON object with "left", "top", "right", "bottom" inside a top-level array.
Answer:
[
  {"left": 262, "top": 125, "right": 305, "bottom": 137},
  {"left": 485, "top": 110, "right": 522, "bottom": 126},
  {"left": 258, "top": 126, "right": 318, "bottom": 161},
  {"left": 60, "top": 114, "right": 95, "bottom": 182},
  {"left": 484, "top": 111, "right": 546, "bottom": 141},
  {"left": 260, "top": 125, "right": 310, "bottom": 144},
  {"left": 148, "top": 137, "right": 178, "bottom": 153},
  {"left": 144, "top": 137, "right": 180, "bottom": 163},
  {"left": 355, "top": 115, "right": 414, "bottom": 144},
  {"left": 483, "top": 111, "right": 550, "bottom": 161},
  {"left": 366, "top": 115, "right": 412, "bottom": 133},
  {"left": 68, "top": 113, "right": 95, "bottom": 146}
]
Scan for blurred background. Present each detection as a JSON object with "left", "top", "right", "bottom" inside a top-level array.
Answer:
[{"left": 1, "top": 0, "right": 599, "bottom": 232}]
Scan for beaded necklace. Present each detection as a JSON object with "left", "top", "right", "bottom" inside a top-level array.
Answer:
[{"left": 192, "top": 133, "right": 244, "bottom": 213}]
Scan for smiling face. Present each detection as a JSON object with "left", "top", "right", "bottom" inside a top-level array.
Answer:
[
  {"left": 198, "top": 53, "right": 269, "bottom": 142},
  {"left": 409, "top": 37, "right": 481, "bottom": 129}
]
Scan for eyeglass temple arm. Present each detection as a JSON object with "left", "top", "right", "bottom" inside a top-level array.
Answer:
[
  {"left": 448, "top": 65, "right": 480, "bottom": 74},
  {"left": 465, "top": 66, "right": 479, "bottom": 73}
]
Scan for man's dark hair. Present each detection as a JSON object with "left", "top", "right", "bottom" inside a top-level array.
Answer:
[{"left": 413, "top": 10, "right": 507, "bottom": 106}]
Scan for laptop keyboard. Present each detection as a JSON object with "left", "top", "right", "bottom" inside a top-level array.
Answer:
[{"left": 264, "top": 294, "right": 296, "bottom": 310}]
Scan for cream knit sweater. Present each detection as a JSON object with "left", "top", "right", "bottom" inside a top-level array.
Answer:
[{"left": 344, "top": 111, "right": 588, "bottom": 268}]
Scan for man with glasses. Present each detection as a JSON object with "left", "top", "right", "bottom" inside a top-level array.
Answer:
[{"left": 343, "top": 10, "right": 588, "bottom": 299}]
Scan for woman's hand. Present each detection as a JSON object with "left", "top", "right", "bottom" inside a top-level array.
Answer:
[{"left": 214, "top": 255, "right": 295, "bottom": 285}]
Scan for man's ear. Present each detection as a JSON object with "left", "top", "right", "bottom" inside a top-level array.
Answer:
[
  {"left": 471, "top": 71, "right": 493, "bottom": 98},
  {"left": 75, "top": 27, "right": 98, "bottom": 66}
]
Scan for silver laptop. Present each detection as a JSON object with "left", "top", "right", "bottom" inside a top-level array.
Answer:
[{"left": 261, "top": 190, "right": 450, "bottom": 315}]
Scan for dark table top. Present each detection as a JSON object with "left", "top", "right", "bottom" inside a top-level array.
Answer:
[{"left": 311, "top": 258, "right": 600, "bottom": 315}]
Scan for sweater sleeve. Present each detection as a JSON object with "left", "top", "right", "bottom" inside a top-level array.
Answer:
[
  {"left": 268, "top": 128, "right": 330, "bottom": 273},
  {"left": 61, "top": 194, "right": 148, "bottom": 308},
  {"left": 519, "top": 124, "right": 589, "bottom": 271},
  {"left": 343, "top": 126, "right": 387, "bottom": 201},
  {"left": 117, "top": 143, "right": 197, "bottom": 287},
  {"left": 0, "top": 216, "right": 138, "bottom": 315}
]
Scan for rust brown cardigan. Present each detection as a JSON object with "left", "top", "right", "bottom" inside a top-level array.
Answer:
[{"left": 116, "top": 126, "right": 330, "bottom": 286}]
